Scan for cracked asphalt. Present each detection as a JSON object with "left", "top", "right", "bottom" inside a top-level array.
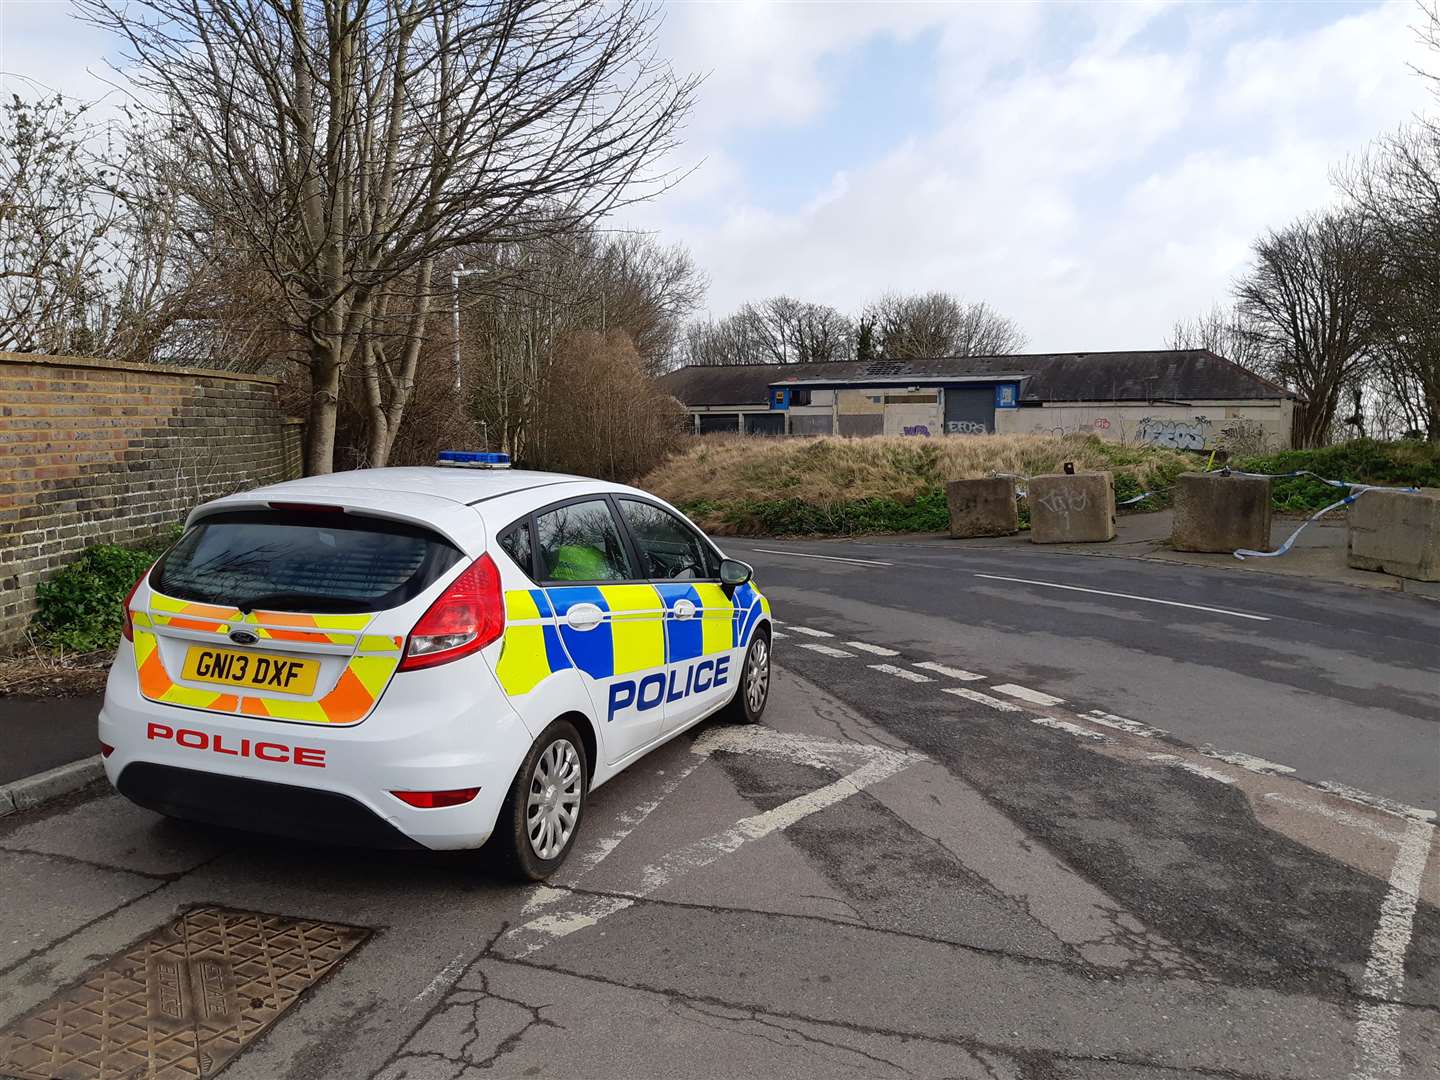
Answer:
[{"left": 1, "top": 542, "right": 1437, "bottom": 1079}]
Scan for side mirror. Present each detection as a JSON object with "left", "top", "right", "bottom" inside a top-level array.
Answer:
[{"left": 719, "top": 558, "right": 753, "bottom": 589}]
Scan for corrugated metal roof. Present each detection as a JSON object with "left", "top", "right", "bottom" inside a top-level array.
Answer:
[{"left": 655, "top": 351, "right": 1297, "bottom": 406}]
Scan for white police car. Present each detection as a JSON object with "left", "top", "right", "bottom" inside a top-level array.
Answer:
[{"left": 100, "top": 453, "right": 772, "bottom": 879}]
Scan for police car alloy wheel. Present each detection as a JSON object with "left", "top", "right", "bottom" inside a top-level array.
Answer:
[
  {"left": 98, "top": 456, "right": 772, "bottom": 880},
  {"left": 493, "top": 719, "right": 589, "bottom": 880},
  {"left": 720, "top": 631, "right": 770, "bottom": 725}
]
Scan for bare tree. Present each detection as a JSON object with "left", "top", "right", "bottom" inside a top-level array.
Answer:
[
  {"left": 527, "top": 328, "right": 684, "bottom": 480},
  {"left": 864, "top": 291, "right": 1026, "bottom": 358},
  {"left": 1333, "top": 5, "right": 1440, "bottom": 439},
  {"left": 0, "top": 94, "right": 192, "bottom": 361},
  {"left": 1166, "top": 302, "right": 1275, "bottom": 372},
  {"left": 678, "top": 296, "right": 854, "bottom": 366},
  {"left": 585, "top": 232, "right": 705, "bottom": 373},
  {"left": 1235, "top": 212, "right": 1381, "bottom": 447},
  {"left": 461, "top": 226, "right": 699, "bottom": 459},
  {"left": 77, "top": 0, "right": 697, "bottom": 472}
]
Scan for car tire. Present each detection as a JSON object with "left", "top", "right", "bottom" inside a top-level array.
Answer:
[
  {"left": 718, "top": 628, "right": 771, "bottom": 725},
  {"left": 491, "top": 719, "right": 588, "bottom": 881}
]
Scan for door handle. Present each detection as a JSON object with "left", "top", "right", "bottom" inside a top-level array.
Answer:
[
  {"left": 565, "top": 603, "right": 604, "bottom": 631},
  {"left": 672, "top": 599, "right": 697, "bottom": 620}
]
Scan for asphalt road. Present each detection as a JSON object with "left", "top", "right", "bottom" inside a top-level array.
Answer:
[
  {"left": 1, "top": 545, "right": 1437, "bottom": 1080},
  {"left": 726, "top": 535, "right": 1440, "bottom": 809}
]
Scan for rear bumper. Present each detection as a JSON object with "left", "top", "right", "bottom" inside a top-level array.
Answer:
[
  {"left": 100, "top": 641, "right": 537, "bottom": 851},
  {"left": 117, "top": 762, "right": 426, "bottom": 850}
]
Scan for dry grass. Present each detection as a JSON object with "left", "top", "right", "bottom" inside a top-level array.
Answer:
[
  {"left": 640, "top": 433, "right": 1191, "bottom": 508},
  {"left": 0, "top": 636, "right": 112, "bottom": 699}
]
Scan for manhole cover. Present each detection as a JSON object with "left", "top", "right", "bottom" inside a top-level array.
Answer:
[{"left": 0, "top": 906, "right": 368, "bottom": 1079}]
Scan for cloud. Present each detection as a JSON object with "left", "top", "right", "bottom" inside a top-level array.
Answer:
[
  {"left": 4, "top": 0, "right": 1432, "bottom": 354},
  {"left": 632, "top": 0, "right": 1434, "bottom": 352}
]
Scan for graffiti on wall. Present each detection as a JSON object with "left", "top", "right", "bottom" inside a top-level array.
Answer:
[
  {"left": 1137, "top": 415, "right": 1211, "bottom": 450},
  {"left": 902, "top": 425, "right": 933, "bottom": 436},
  {"left": 945, "top": 420, "right": 988, "bottom": 435},
  {"left": 1216, "top": 419, "right": 1271, "bottom": 455}
]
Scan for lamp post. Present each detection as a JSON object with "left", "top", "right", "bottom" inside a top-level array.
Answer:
[
  {"left": 450, "top": 264, "right": 488, "bottom": 392},
  {"left": 451, "top": 263, "right": 491, "bottom": 448}
]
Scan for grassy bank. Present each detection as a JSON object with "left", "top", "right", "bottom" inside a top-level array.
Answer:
[
  {"left": 643, "top": 435, "right": 1439, "bottom": 537},
  {"left": 642, "top": 434, "right": 1193, "bottom": 536},
  {"left": 1231, "top": 439, "right": 1440, "bottom": 512}
]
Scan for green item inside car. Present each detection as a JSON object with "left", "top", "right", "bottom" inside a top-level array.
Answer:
[{"left": 548, "top": 543, "right": 614, "bottom": 581}]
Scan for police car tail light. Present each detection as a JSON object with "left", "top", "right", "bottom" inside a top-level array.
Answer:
[
  {"left": 390, "top": 787, "right": 480, "bottom": 809},
  {"left": 398, "top": 554, "right": 504, "bottom": 671},
  {"left": 119, "top": 563, "right": 154, "bottom": 643}
]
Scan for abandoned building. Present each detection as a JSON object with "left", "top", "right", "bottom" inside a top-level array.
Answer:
[{"left": 655, "top": 349, "right": 1300, "bottom": 450}]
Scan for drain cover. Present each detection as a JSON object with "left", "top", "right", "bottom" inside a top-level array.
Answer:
[{"left": 0, "top": 906, "right": 368, "bottom": 1079}]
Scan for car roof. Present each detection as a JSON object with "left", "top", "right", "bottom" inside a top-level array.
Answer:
[{"left": 244, "top": 466, "right": 593, "bottom": 505}]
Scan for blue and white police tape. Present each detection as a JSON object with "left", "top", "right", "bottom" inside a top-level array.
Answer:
[
  {"left": 1117, "top": 491, "right": 1155, "bottom": 507},
  {"left": 1232, "top": 476, "right": 1421, "bottom": 561}
]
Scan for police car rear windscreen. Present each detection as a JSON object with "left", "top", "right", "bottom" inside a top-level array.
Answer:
[{"left": 153, "top": 509, "right": 463, "bottom": 613}]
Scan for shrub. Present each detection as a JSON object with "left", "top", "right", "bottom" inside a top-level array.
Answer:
[
  {"left": 32, "top": 532, "right": 179, "bottom": 652},
  {"left": 1233, "top": 439, "right": 1440, "bottom": 513}
]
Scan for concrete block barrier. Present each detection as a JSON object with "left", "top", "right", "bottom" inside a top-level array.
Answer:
[
  {"left": 946, "top": 478, "right": 1019, "bottom": 538},
  {"left": 1171, "top": 471, "right": 1272, "bottom": 553},
  {"left": 1029, "top": 472, "right": 1116, "bottom": 544},
  {"left": 1347, "top": 488, "right": 1440, "bottom": 582}
]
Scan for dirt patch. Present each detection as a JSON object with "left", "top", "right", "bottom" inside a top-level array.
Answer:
[{"left": 0, "top": 646, "right": 113, "bottom": 699}]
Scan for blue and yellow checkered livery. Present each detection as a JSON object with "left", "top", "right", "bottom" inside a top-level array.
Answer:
[{"left": 493, "top": 581, "right": 770, "bottom": 697}]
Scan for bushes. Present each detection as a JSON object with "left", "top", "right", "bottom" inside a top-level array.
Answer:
[
  {"left": 684, "top": 490, "right": 951, "bottom": 536},
  {"left": 32, "top": 532, "right": 178, "bottom": 652},
  {"left": 1233, "top": 439, "right": 1440, "bottom": 512}
]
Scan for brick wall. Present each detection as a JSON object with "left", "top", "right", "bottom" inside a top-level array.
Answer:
[{"left": 0, "top": 353, "right": 303, "bottom": 646}]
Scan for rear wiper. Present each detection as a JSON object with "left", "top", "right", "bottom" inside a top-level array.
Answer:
[{"left": 233, "top": 592, "right": 358, "bottom": 614}]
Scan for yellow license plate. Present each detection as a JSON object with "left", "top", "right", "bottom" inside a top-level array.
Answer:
[{"left": 181, "top": 646, "right": 320, "bottom": 695}]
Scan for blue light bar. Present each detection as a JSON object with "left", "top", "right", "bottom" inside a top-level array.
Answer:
[{"left": 437, "top": 450, "right": 511, "bottom": 468}]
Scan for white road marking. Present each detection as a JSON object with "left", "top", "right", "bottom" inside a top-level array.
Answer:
[
  {"left": 770, "top": 630, "right": 788, "bottom": 639},
  {"left": 1146, "top": 753, "right": 1236, "bottom": 785},
  {"left": 942, "top": 687, "right": 1023, "bottom": 712},
  {"left": 693, "top": 725, "right": 917, "bottom": 771},
  {"left": 506, "top": 893, "right": 637, "bottom": 956},
  {"left": 788, "top": 625, "right": 835, "bottom": 638},
  {"left": 845, "top": 640, "right": 900, "bottom": 656},
  {"left": 795, "top": 642, "right": 855, "bottom": 658},
  {"left": 409, "top": 951, "right": 469, "bottom": 1005},
  {"left": 1262, "top": 792, "right": 1392, "bottom": 840},
  {"left": 751, "top": 548, "right": 893, "bottom": 567},
  {"left": 973, "top": 573, "right": 1272, "bottom": 622},
  {"left": 1353, "top": 817, "right": 1436, "bottom": 1080},
  {"left": 636, "top": 751, "right": 913, "bottom": 895},
  {"left": 914, "top": 661, "right": 984, "bottom": 682},
  {"left": 868, "top": 663, "right": 932, "bottom": 683},
  {"left": 1081, "top": 710, "right": 1167, "bottom": 739},
  {"left": 561, "top": 756, "right": 707, "bottom": 882},
  {"left": 1030, "top": 716, "right": 1107, "bottom": 741},
  {"left": 499, "top": 730, "right": 922, "bottom": 958},
  {"left": 992, "top": 683, "right": 1066, "bottom": 707},
  {"left": 1318, "top": 781, "right": 1437, "bottom": 824},
  {"left": 1204, "top": 750, "right": 1295, "bottom": 776}
]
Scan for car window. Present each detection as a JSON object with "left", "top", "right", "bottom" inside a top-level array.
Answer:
[
  {"left": 535, "top": 499, "right": 634, "bottom": 582},
  {"left": 154, "top": 509, "right": 462, "bottom": 613},
  {"left": 618, "top": 499, "right": 718, "bottom": 581},
  {"left": 499, "top": 521, "right": 533, "bottom": 576}
]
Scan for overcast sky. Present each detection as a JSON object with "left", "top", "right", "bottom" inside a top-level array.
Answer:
[{"left": 2, "top": 0, "right": 1435, "bottom": 352}]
